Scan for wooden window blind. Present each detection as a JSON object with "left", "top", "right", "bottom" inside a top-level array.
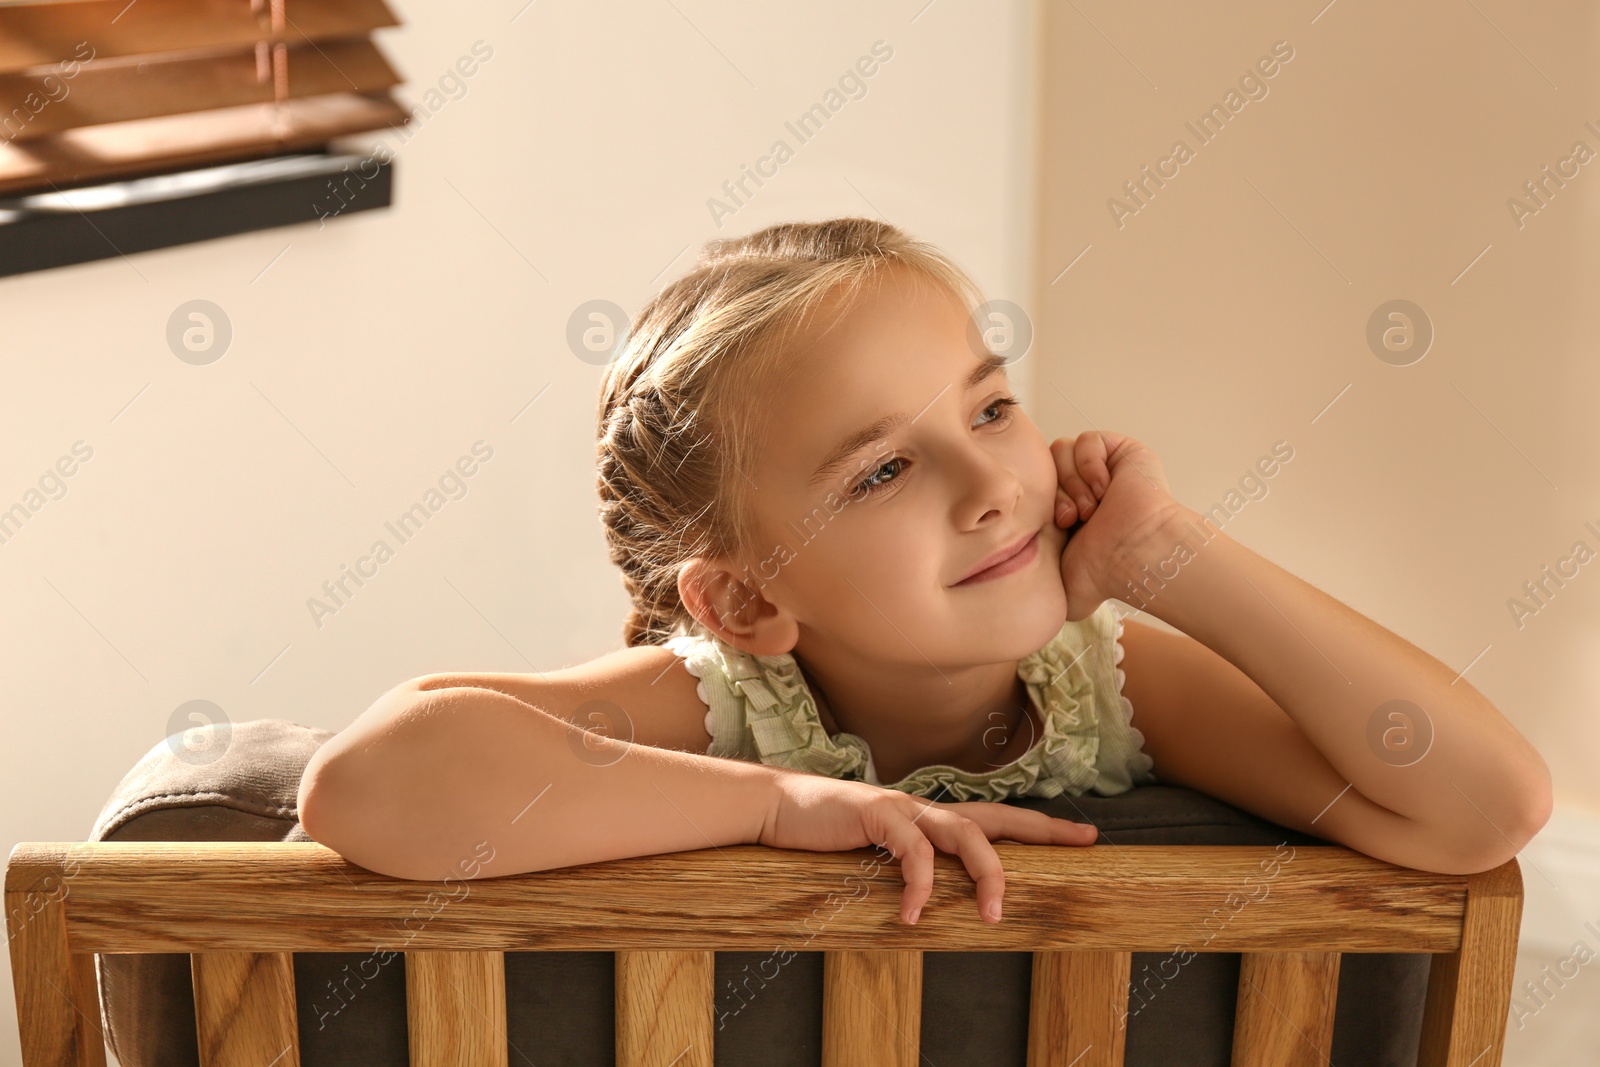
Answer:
[{"left": 0, "top": 0, "right": 409, "bottom": 197}]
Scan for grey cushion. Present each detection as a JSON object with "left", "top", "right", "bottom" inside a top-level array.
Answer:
[{"left": 88, "top": 719, "right": 1429, "bottom": 1066}]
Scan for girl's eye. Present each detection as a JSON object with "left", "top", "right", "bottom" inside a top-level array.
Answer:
[
  {"left": 854, "top": 456, "right": 904, "bottom": 496},
  {"left": 848, "top": 397, "right": 1021, "bottom": 497},
  {"left": 977, "top": 396, "right": 1020, "bottom": 427}
]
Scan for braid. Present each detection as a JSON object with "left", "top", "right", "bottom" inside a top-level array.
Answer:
[{"left": 596, "top": 385, "right": 720, "bottom": 646}]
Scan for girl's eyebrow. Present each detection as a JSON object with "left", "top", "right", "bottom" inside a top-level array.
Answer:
[{"left": 806, "top": 353, "right": 1009, "bottom": 487}]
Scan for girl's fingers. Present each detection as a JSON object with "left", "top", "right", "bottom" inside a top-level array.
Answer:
[
  {"left": 1060, "top": 469, "right": 1096, "bottom": 518},
  {"left": 953, "top": 803, "right": 1099, "bottom": 847},
  {"left": 912, "top": 807, "right": 1008, "bottom": 924},
  {"left": 1049, "top": 437, "right": 1081, "bottom": 494},
  {"left": 876, "top": 799, "right": 947, "bottom": 927},
  {"left": 881, "top": 798, "right": 1102, "bottom": 926},
  {"left": 874, "top": 808, "right": 938, "bottom": 924},
  {"left": 1055, "top": 488, "right": 1076, "bottom": 527},
  {"left": 1032, "top": 813, "right": 1101, "bottom": 845},
  {"left": 1051, "top": 436, "right": 1099, "bottom": 517},
  {"left": 1074, "top": 432, "right": 1112, "bottom": 497}
]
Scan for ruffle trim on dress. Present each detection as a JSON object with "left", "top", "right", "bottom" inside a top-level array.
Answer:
[
  {"left": 736, "top": 650, "right": 874, "bottom": 782},
  {"left": 1112, "top": 615, "right": 1158, "bottom": 782},
  {"left": 734, "top": 622, "right": 1106, "bottom": 803},
  {"left": 662, "top": 635, "right": 715, "bottom": 738},
  {"left": 662, "top": 609, "right": 1155, "bottom": 800},
  {"left": 1010, "top": 626, "right": 1103, "bottom": 797}
]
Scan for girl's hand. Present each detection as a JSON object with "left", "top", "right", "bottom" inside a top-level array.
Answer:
[
  {"left": 1051, "top": 430, "right": 1185, "bottom": 619},
  {"left": 758, "top": 771, "right": 1099, "bottom": 925}
]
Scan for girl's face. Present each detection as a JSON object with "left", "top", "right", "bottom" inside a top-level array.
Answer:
[{"left": 734, "top": 266, "right": 1070, "bottom": 667}]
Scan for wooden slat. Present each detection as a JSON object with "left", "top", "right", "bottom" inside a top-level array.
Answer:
[
  {"left": 1027, "top": 950, "right": 1130, "bottom": 1067},
  {"left": 0, "top": 0, "right": 401, "bottom": 73},
  {"left": 4, "top": 875, "right": 107, "bottom": 1067},
  {"left": 0, "top": 90, "right": 408, "bottom": 195},
  {"left": 615, "top": 950, "right": 713, "bottom": 1067},
  {"left": 1417, "top": 859, "right": 1524, "bottom": 1067},
  {"left": 0, "top": 39, "right": 400, "bottom": 141},
  {"left": 822, "top": 950, "right": 922, "bottom": 1067},
  {"left": 6, "top": 842, "right": 1474, "bottom": 954},
  {"left": 404, "top": 951, "right": 508, "bottom": 1067},
  {"left": 191, "top": 952, "right": 300, "bottom": 1067},
  {"left": 1230, "top": 951, "right": 1341, "bottom": 1067}
]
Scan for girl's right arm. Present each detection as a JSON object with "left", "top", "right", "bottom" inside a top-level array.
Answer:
[
  {"left": 295, "top": 650, "right": 780, "bottom": 882},
  {"left": 297, "top": 647, "right": 1100, "bottom": 924}
]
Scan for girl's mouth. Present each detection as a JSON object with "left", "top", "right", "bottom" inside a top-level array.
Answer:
[{"left": 953, "top": 530, "right": 1040, "bottom": 587}]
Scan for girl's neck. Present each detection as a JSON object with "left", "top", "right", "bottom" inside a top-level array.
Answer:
[{"left": 799, "top": 652, "right": 1040, "bottom": 785}]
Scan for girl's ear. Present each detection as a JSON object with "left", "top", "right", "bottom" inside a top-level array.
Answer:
[{"left": 677, "top": 557, "right": 799, "bottom": 657}]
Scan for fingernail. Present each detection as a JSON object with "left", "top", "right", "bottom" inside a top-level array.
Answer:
[
  {"left": 907, "top": 906, "right": 921, "bottom": 924},
  {"left": 986, "top": 901, "right": 1002, "bottom": 923}
]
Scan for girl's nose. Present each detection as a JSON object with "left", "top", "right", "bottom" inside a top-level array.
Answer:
[{"left": 948, "top": 445, "right": 1024, "bottom": 529}]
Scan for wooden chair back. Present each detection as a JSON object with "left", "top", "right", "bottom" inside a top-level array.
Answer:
[{"left": 6, "top": 841, "right": 1523, "bottom": 1066}]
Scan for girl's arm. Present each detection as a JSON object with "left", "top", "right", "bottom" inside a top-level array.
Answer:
[
  {"left": 1052, "top": 431, "right": 1552, "bottom": 874},
  {"left": 1116, "top": 517, "right": 1550, "bottom": 873},
  {"left": 297, "top": 652, "right": 784, "bottom": 883},
  {"left": 296, "top": 654, "right": 1101, "bottom": 923}
]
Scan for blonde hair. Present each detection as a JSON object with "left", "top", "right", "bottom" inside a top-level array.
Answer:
[{"left": 595, "top": 217, "right": 986, "bottom": 647}]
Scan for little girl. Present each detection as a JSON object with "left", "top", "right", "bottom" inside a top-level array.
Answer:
[{"left": 298, "top": 218, "right": 1552, "bottom": 928}]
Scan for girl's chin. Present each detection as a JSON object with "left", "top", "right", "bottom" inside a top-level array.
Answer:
[
  {"left": 1022, "top": 593, "right": 1072, "bottom": 645},
  {"left": 964, "top": 579, "right": 1070, "bottom": 653}
]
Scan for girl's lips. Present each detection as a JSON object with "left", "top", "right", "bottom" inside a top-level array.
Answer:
[{"left": 954, "top": 531, "right": 1040, "bottom": 586}]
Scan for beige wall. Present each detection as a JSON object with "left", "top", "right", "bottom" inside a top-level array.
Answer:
[
  {"left": 0, "top": 2, "right": 1037, "bottom": 1059},
  {"left": 4, "top": 0, "right": 1597, "bottom": 1057},
  {"left": 1031, "top": 0, "right": 1600, "bottom": 818}
]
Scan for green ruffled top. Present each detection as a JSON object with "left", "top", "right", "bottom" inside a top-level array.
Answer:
[{"left": 661, "top": 601, "right": 1158, "bottom": 802}]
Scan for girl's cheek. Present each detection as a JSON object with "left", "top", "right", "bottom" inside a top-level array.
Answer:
[
  {"left": 1011, "top": 436, "right": 1054, "bottom": 491},
  {"left": 870, "top": 519, "right": 931, "bottom": 575}
]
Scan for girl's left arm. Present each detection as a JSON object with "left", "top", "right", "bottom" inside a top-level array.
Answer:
[{"left": 1054, "top": 433, "right": 1553, "bottom": 875}]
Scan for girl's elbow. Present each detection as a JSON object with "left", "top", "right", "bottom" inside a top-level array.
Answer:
[
  {"left": 1371, "top": 790, "right": 1548, "bottom": 876},
  {"left": 1496, "top": 765, "right": 1555, "bottom": 867},
  {"left": 1518, "top": 759, "right": 1556, "bottom": 844},
  {"left": 1437, "top": 782, "right": 1553, "bottom": 876},
  {"left": 296, "top": 747, "right": 345, "bottom": 851},
  {"left": 1474, "top": 755, "right": 1556, "bottom": 870},
  {"left": 1395, "top": 837, "right": 1517, "bottom": 877},
  {"left": 1443, "top": 837, "right": 1525, "bottom": 875},
  {"left": 297, "top": 748, "right": 443, "bottom": 881},
  {"left": 1426, "top": 749, "right": 1555, "bottom": 875}
]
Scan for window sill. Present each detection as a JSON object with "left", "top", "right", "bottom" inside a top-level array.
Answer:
[{"left": 0, "top": 149, "right": 393, "bottom": 278}]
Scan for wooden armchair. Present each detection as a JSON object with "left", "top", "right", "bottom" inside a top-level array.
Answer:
[{"left": 7, "top": 838, "right": 1522, "bottom": 1067}]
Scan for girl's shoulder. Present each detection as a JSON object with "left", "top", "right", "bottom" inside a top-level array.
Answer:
[{"left": 518, "top": 641, "right": 718, "bottom": 754}]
